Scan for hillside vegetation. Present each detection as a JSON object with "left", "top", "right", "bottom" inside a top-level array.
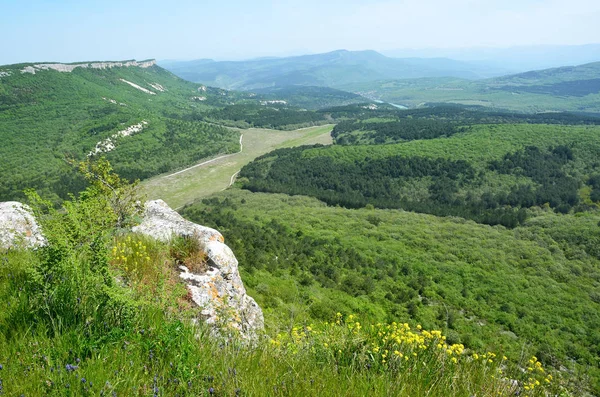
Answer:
[
  {"left": 327, "top": 104, "right": 600, "bottom": 145},
  {"left": 0, "top": 61, "right": 333, "bottom": 203},
  {"left": 0, "top": 161, "right": 559, "bottom": 396},
  {"left": 252, "top": 85, "right": 366, "bottom": 110},
  {"left": 240, "top": 123, "right": 600, "bottom": 227},
  {"left": 178, "top": 119, "right": 600, "bottom": 393},
  {"left": 181, "top": 189, "right": 600, "bottom": 394}
]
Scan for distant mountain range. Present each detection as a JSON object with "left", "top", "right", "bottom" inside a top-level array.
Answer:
[
  {"left": 339, "top": 61, "right": 600, "bottom": 112},
  {"left": 161, "top": 49, "right": 600, "bottom": 113},
  {"left": 382, "top": 44, "right": 600, "bottom": 72},
  {"left": 160, "top": 50, "right": 511, "bottom": 90}
]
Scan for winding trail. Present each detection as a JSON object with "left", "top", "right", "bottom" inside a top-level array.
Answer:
[
  {"left": 167, "top": 134, "right": 243, "bottom": 178},
  {"left": 226, "top": 171, "right": 241, "bottom": 189}
]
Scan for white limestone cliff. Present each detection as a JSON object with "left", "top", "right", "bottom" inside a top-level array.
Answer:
[{"left": 20, "top": 60, "right": 156, "bottom": 74}]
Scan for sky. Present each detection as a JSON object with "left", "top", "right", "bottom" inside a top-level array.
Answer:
[{"left": 1, "top": 0, "right": 600, "bottom": 65}]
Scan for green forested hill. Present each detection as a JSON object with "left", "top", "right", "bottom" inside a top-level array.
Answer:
[
  {"left": 181, "top": 189, "right": 600, "bottom": 393},
  {"left": 326, "top": 104, "right": 600, "bottom": 145},
  {"left": 240, "top": 124, "right": 600, "bottom": 227},
  {"left": 222, "top": 119, "right": 600, "bottom": 392},
  {"left": 0, "top": 61, "right": 330, "bottom": 202},
  {"left": 252, "top": 85, "right": 366, "bottom": 110},
  {"left": 493, "top": 61, "right": 600, "bottom": 85}
]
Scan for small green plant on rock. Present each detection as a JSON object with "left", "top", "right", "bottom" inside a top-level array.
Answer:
[{"left": 169, "top": 234, "right": 208, "bottom": 274}]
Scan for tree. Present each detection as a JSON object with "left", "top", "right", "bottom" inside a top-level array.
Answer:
[{"left": 77, "top": 156, "right": 144, "bottom": 228}]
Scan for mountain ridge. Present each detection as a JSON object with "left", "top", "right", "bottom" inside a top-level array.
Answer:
[{"left": 161, "top": 50, "right": 507, "bottom": 90}]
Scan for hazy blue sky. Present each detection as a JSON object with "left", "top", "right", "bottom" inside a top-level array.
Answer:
[{"left": 1, "top": 0, "right": 599, "bottom": 64}]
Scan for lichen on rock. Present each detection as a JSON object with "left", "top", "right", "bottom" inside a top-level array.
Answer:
[
  {"left": 0, "top": 201, "right": 46, "bottom": 250},
  {"left": 133, "top": 199, "right": 264, "bottom": 339}
]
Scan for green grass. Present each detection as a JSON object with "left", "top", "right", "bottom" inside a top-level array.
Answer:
[
  {"left": 0, "top": 310, "right": 558, "bottom": 396},
  {"left": 141, "top": 125, "right": 333, "bottom": 209}
]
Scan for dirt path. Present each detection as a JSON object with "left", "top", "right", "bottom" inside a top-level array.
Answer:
[
  {"left": 226, "top": 171, "right": 241, "bottom": 189},
  {"left": 141, "top": 125, "right": 333, "bottom": 209},
  {"left": 165, "top": 134, "right": 243, "bottom": 178}
]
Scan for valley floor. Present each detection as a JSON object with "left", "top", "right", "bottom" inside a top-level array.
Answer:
[{"left": 141, "top": 125, "right": 333, "bottom": 208}]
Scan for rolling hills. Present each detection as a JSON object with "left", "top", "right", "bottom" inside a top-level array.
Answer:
[
  {"left": 383, "top": 43, "right": 600, "bottom": 72},
  {"left": 162, "top": 50, "right": 600, "bottom": 112},
  {"left": 341, "top": 62, "right": 600, "bottom": 112},
  {"left": 3, "top": 53, "right": 600, "bottom": 395},
  {"left": 161, "top": 50, "right": 507, "bottom": 91}
]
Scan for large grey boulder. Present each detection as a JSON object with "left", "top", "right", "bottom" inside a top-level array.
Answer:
[
  {"left": 0, "top": 202, "right": 46, "bottom": 249},
  {"left": 133, "top": 200, "right": 264, "bottom": 339}
]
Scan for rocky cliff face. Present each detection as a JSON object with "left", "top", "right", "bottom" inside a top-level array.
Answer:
[
  {"left": 20, "top": 59, "right": 156, "bottom": 74},
  {"left": 132, "top": 200, "right": 264, "bottom": 339},
  {"left": 0, "top": 202, "right": 46, "bottom": 249},
  {"left": 0, "top": 199, "right": 264, "bottom": 339}
]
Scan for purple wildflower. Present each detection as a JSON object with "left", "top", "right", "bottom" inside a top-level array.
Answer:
[{"left": 65, "top": 364, "right": 78, "bottom": 372}]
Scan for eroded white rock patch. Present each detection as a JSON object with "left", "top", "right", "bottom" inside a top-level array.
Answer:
[
  {"left": 89, "top": 121, "right": 148, "bottom": 156},
  {"left": 260, "top": 100, "right": 287, "bottom": 105},
  {"left": 149, "top": 83, "right": 166, "bottom": 92},
  {"left": 119, "top": 79, "right": 156, "bottom": 95}
]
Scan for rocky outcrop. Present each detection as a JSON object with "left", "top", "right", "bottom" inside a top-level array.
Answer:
[
  {"left": 0, "top": 202, "right": 46, "bottom": 249},
  {"left": 132, "top": 200, "right": 264, "bottom": 339},
  {"left": 20, "top": 59, "right": 156, "bottom": 74},
  {"left": 0, "top": 199, "right": 263, "bottom": 339}
]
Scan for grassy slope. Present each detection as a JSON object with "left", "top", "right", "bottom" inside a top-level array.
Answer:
[{"left": 141, "top": 125, "right": 333, "bottom": 208}]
